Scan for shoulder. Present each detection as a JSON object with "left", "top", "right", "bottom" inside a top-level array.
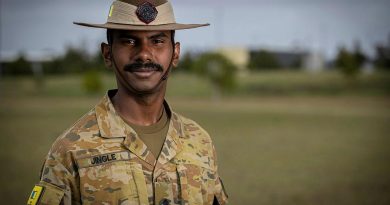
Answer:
[
  {"left": 39, "top": 108, "right": 100, "bottom": 183},
  {"left": 174, "top": 112, "right": 212, "bottom": 142},
  {"left": 48, "top": 108, "right": 101, "bottom": 160},
  {"left": 172, "top": 112, "right": 217, "bottom": 169}
]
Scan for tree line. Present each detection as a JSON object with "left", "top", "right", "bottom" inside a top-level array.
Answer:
[
  {"left": 2, "top": 38, "right": 390, "bottom": 77},
  {"left": 1, "top": 36, "right": 389, "bottom": 94},
  {"left": 1, "top": 47, "right": 105, "bottom": 76}
]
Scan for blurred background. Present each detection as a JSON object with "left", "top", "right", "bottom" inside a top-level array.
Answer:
[{"left": 1, "top": 0, "right": 390, "bottom": 204}]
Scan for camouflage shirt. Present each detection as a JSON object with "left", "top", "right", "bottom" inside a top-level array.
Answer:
[{"left": 30, "top": 91, "right": 228, "bottom": 205}]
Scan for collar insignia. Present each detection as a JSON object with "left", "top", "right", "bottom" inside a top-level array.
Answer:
[{"left": 136, "top": 2, "right": 158, "bottom": 24}]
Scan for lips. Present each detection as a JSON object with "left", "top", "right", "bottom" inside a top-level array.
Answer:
[{"left": 130, "top": 68, "right": 158, "bottom": 78}]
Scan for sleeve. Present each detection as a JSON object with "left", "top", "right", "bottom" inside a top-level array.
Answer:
[
  {"left": 213, "top": 176, "right": 228, "bottom": 205},
  {"left": 212, "top": 144, "right": 229, "bottom": 205},
  {"left": 27, "top": 141, "right": 81, "bottom": 205}
]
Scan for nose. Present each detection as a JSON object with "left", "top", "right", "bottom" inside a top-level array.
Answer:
[{"left": 134, "top": 42, "right": 152, "bottom": 63}]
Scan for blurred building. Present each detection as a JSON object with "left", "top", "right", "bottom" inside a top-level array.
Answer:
[
  {"left": 216, "top": 46, "right": 325, "bottom": 71},
  {"left": 216, "top": 47, "right": 250, "bottom": 71},
  {"left": 302, "top": 51, "right": 326, "bottom": 72}
]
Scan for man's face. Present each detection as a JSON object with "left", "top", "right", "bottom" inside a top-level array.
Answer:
[{"left": 102, "top": 30, "right": 180, "bottom": 95}]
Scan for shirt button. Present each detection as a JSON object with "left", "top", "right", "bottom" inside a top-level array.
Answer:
[{"left": 159, "top": 198, "right": 170, "bottom": 205}]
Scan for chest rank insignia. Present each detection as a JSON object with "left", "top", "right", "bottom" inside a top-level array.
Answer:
[{"left": 136, "top": 2, "right": 158, "bottom": 24}]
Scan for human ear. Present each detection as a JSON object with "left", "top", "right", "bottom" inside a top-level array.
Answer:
[
  {"left": 172, "top": 42, "right": 180, "bottom": 68},
  {"left": 101, "top": 43, "right": 113, "bottom": 69}
]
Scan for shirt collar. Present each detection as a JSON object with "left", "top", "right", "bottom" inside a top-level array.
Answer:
[{"left": 95, "top": 89, "right": 184, "bottom": 165}]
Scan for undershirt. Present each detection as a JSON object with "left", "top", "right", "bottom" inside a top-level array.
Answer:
[{"left": 124, "top": 107, "right": 170, "bottom": 160}]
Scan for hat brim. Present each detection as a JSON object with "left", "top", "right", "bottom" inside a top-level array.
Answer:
[{"left": 73, "top": 22, "right": 210, "bottom": 30}]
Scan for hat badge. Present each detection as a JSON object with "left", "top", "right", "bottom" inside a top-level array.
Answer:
[{"left": 136, "top": 2, "right": 158, "bottom": 24}]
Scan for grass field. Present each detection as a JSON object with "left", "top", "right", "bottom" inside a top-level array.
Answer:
[{"left": 0, "top": 71, "right": 389, "bottom": 204}]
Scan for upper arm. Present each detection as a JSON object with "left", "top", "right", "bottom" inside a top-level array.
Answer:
[{"left": 28, "top": 146, "right": 80, "bottom": 205}]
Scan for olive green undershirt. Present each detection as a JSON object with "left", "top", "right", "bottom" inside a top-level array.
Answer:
[{"left": 125, "top": 107, "right": 170, "bottom": 159}]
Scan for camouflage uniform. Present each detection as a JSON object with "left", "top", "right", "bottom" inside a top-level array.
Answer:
[{"left": 32, "top": 91, "right": 228, "bottom": 205}]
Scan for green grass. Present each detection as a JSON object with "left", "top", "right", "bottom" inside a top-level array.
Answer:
[
  {"left": 2, "top": 70, "right": 389, "bottom": 98},
  {"left": 171, "top": 97, "right": 390, "bottom": 204},
  {"left": 0, "top": 71, "right": 389, "bottom": 204},
  {"left": 236, "top": 70, "right": 390, "bottom": 96}
]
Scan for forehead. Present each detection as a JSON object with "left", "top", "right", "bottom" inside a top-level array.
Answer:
[{"left": 112, "top": 30, "right": 171, "bottom": 38}]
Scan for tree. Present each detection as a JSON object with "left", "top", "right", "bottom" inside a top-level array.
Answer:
[
  {"left": 4, "top": 54, "right": 32, "bottom": 76},
  {"left": 42, "top": 46, "right": 94, "bottom": 74},
  {"left": 82, "top": 50, "right": 104, "bottom": 94},
  {"left": 61, "top": 46, "right": 91, "bottom": 73},
  {"left": 82, "top": 70, "right": 103, "bottom": 94},
  {"left": 335, "top": 46, "right": 360, "bottom": 78},
  {"left": 374, "top": 36, "right": 390, "bottom": 70},
  {"left": 353, "top": 41, "right": 366, "bottom": 69},
  {"left": 90, "top": 50, "right": 107, "bottom": 72},
  {"left": 175, "top": 52, "right": 194, "bottom": 73},
  {"left": 248, "top": 49, "right": 279, "bottom": 70},
  {"left": 192, "top": 52, "right": 237, "bottom": 98}
]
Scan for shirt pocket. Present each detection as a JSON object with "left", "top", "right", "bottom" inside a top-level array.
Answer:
[
  {"left": 176, "top": 163, "right": 218, "bottom": 205},
  {"left": 78, "top": 159, "right": 140, "bottom": 204}
]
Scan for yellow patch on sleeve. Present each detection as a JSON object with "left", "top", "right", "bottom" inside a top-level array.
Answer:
[{"left": 27, "top": 185, "right": 44, "bottom": 205}]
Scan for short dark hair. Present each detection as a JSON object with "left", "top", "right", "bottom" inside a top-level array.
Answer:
[
  {"left": 106, "top": 29, "right": 114, "bottom": 45},
  {"left": 106, "top": 29, "right": 175, "bottom": 46}
]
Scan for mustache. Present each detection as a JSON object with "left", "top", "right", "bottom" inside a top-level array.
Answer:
[{"left": 124, "top": 62, "right": 164, "bottom": 72}]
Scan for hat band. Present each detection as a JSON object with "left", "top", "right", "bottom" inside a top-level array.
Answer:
[{"left": 107, "top": 0, "right": 176, "bottom": 26}]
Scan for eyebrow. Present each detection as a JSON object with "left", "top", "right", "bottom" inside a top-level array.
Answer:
[
  {"left": 149, "top": 32, "right": 168, "bottom": 39},
  {"left": 117, "top": 33, "right": 138, "bottom": 39}
]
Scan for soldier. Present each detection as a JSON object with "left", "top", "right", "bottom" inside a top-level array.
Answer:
[{"left": 27, "top": 0, "right": 228, "bottom": 205}]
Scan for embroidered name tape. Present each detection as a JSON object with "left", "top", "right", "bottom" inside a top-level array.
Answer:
[
  {"left": 77, "top": 151, "right": 131, "bottom": 168},
  {"left": 27, "top": 185, "right": 44, "bottom": 205}
]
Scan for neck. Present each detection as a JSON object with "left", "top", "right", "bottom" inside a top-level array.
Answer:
[{"left": 112, "top": 87, "right": 166, "bottom": 126}]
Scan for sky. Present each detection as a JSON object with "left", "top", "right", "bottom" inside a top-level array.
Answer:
[{"left": 1, "top": 0, "right": 390, "bottom": 61}]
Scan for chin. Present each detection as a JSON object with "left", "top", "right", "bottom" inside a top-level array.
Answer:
[{"left": 129, "top": 83, "right": 164, "bottom": 95}]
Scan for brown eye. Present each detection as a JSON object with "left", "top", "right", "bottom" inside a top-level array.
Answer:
[
  {"left": 154, "top": 39, "right": 164, "bottom": 45},
  {"left": 122, "top": 38, "right": 136, "bottom": 45}
]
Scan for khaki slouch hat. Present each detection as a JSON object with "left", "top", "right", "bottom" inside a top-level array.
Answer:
[{"left": 74, "top": 0, "right": 209, "bottom": 30}]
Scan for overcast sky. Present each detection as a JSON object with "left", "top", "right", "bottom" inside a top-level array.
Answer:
[{"left": 1, "top": 0, "right": 390, "bottom": 60}]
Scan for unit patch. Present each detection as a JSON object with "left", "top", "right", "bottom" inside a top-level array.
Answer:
[
  {"left": 27, "top": 185, "right": 44, "bottom": 205},
  {"left": 136, "top": 2, "right": 158, "bottom": 24}
]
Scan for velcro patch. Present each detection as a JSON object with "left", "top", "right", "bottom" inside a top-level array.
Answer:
[
  {"left": 77, "top": 151, "right": 131, "bottom": 168},
  {"left": 27, "top": 185, "right": 44, "bottom": 205}
]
